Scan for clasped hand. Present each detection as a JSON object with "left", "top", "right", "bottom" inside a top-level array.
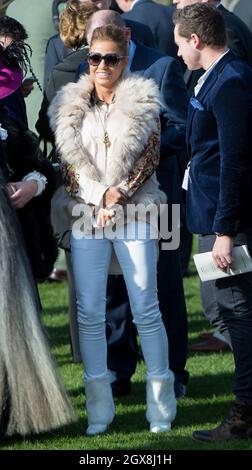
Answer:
[
  {"left": 103, "top": 186, "right": 128, "bottom": 207},
  {"left": 96, "top": 186, "right": 129, "bottom": 228},
  {"left": 9, "top": 180, "right": 38, "bottom": 209}
]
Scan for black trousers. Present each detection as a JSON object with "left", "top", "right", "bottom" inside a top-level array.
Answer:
[
  {"left": 199, "top": 235, "right": 230, "bottom": 340},
  {"left": 198, "top": 232, "right": 252, "bottom": 405}
]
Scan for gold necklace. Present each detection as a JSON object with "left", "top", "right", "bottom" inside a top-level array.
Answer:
[{"left": 95, "top": 104, "right": 111, "bottom": 149}]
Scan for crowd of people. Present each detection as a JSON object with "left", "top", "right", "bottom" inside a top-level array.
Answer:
[{"left": 0, "top": 0, "right": 252, "bottom": 442}]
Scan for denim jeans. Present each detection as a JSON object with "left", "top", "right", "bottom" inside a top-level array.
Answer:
[{"left": 71, "top": 221, "right": 170, "bottom": 381}]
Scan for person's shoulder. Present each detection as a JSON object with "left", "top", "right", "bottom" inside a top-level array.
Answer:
[
  {"left": 145, "top": 52, "right": 180, "bottom": 71},
  {"left": 124, "top": 18, "right": 148, "bottom": 31},
  {"left": 226, "top": 57, "right": 252, "bottom": 81},
  {"left": 213, "top": 57, "right": 252, "bottom": 97},
  {"left": 155, "top": 55, "right": 178, "bottom": 67},
  {"left": 138, "top": 0, "right": 174, "bottom": 16},
  {"left": 135, "top": 42, "right": 164, "bottom": 59},
  {"left": 149, "top": 56, "right": 179, "bottom": 77},
  {"left": 160, "top": 3, "right": 175, "bottom": 15},
  {"left": 220, "top": 4, "right": 252, "bottom": 34},
  {"left": 54, "top": 49, "right": 88, "bottom": 71},
  {"left": 47, "top": 33, "right": 61, "bottom": 47}
]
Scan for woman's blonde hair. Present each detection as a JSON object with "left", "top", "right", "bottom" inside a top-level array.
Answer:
[
  {"left": 60, "top": 0, "right": 99, "bottom": 49},
  {"left": 90, "top": 24, "right": 129, "bottom": 56}
]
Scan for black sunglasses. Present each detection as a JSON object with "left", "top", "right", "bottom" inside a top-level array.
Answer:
[{"left": 87, "top": 52, "right": 126, "bottom": 67}]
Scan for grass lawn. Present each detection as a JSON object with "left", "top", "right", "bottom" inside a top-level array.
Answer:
[{"left": 1, "top": 253, "right": 252, "bottom": 452}]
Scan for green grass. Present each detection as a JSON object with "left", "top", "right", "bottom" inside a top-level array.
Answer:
[{"left": 1, "top": 255, "right": 252, "bottom": 451}]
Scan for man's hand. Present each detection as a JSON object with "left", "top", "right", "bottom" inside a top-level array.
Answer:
[
  {"left": 103, "top": 186, "right": 128, "bottom": 208},
  {"left": 10, "top": 180, "right": 38, "bottom": 209},
  {"left": 212, "top": 235, "right": 234, "bottom": 272}
]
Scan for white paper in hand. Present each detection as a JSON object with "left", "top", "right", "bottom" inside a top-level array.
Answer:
[{"left": 193, "top": 245, "right": 252, "bottom": 282}]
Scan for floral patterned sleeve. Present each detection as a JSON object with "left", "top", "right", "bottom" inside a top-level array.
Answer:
[
  {"left": 118, "top": 119, "right": 161, "bottom": 197},
  {"left": 59, "top": 119, "right": 160, "bottom": 198},
  {"left": 60, "top": 161, "right": 80, "bottom": 196}
]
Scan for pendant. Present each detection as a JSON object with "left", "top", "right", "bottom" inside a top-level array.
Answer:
[{"left": 103, "top": 131, "right": 111, "bottom": 148}]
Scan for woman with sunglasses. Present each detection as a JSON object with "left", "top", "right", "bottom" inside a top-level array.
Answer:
[{"left": 49, "top": 24, "right": 176, "bottom": 436}]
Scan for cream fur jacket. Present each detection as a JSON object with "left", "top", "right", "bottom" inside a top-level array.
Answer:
[{"left": 48, "top": 73, "right": 166, "bottom": 231}]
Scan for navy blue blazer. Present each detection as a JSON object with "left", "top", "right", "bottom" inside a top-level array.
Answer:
[
  {"left": 186, "top": 51, "right": 252, "bottom": 236},
  {"left": 44, "top": 34, "right": 72, "bottom": 88},
  {"left": 131, "top": 44, "right": 188, "bottom": 161}
]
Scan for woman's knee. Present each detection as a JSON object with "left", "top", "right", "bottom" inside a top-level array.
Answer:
[
  {"left": 132, "top": 300, "right": 162, "bottom": 326},
  {"left": 77, "top": 297, "right": 106, "bottom": 326}
]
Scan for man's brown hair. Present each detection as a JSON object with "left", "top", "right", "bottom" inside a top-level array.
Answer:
[{"left": 173, "top": 3, "right": 227, "bottom": 48}]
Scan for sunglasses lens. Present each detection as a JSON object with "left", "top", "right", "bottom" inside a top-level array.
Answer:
[
  {"left": 104, "top": 54, "right": 120, "bottom": 66},
  {"left": 88, "top": 53, "right": 102, "bottom": 66}
]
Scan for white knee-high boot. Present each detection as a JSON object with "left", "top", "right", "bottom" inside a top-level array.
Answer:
[
  {"left": 146, "top": 373, "right": 177, "bottom": 433},
  {"left": 85, "top": 375, "right": 115, "bottom": 436}
]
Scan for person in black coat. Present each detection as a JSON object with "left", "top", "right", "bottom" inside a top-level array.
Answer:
[
  {"left": 0, "top": 16, "right": 57, "bottom": 281},
  {"left": 0, "top": 104, "right": 57, "bottom": 281}
]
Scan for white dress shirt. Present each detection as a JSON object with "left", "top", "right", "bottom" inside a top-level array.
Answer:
[{"left": 194, "top": 49, "right": 230, "bottom": 96}]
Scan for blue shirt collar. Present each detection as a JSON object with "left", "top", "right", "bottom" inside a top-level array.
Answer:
[{"left": 127, "top": 40, "right": 136, "bottom": 71}]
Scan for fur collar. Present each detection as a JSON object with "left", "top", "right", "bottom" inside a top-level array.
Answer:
[{"left": 48, "top": 73, "right": 160, "bottom": 185}]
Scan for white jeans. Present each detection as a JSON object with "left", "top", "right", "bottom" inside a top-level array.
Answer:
[{"left": 71, "top": 222, "right": 170, "bottom": 380}]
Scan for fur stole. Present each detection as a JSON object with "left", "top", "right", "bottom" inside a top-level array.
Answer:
[
  {"left": 48, "top": 73, "right": 161, "bottom": 187},
  {"left": 49, "top": 73, "right": 167, "bottom": 215}
]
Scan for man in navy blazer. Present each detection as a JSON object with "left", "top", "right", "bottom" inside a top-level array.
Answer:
[
  {"left": 78, "top": 9, "right": 190, "bottom": 398},
  {"left": 174, "top": 0, "right": 252, "bottom": 354},
  {"left": 174, "top": 3, "right": 252, "bottom": 441}
]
